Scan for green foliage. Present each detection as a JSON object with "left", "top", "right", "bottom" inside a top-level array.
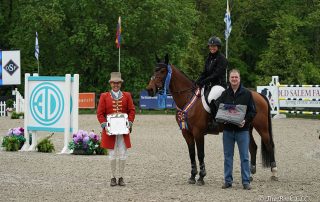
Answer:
[
  {"left": 11, "top": 112, "right": 24, "bottom": 119},
  {"left": 1, "top": 0, "right": 319, "bottom": 96},
  {"left": 36, "top": 133, "right": 55, "bottom": 153},
  {"left": 6, "top": 99, "right": 14, "bottom": 108},
  {"left": 2, "top": 135, "right": 25, "bottom": 151},
  {"left": 2, "top": 136, "right": 20, "bottom": 151},
  {"left": 94, "top": 145, "right": 108, "bottom": 155}
]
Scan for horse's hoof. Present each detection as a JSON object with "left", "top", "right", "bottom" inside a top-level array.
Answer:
[
  {"left": 188, "top": 177, "right": 196, "bottom": 184},
  {"left": 250, "top": 165, "right": 256, "bottom": 174},
  {"left": 196, "top": 179, "right": 205, "bottom": 186},
  {"left": 270, "top": 176, "right": 279, "bottom": 181},
  {"left": 250, "top": 176, "right": 253, "bottom": 182}
]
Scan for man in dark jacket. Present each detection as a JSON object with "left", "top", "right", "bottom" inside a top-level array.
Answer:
[
  {"left": 217, "top": 69, "right": 256, "bottom": 190},
  {"left": 196, "top": 36, "right": 228, "bottom": 119}
]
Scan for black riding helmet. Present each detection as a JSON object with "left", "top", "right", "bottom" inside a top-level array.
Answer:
[{"left": 208, "top": 36, "right": 222, "bottom": 48}]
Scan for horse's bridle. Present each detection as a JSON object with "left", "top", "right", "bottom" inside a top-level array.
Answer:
[{"left": 154, "top": 63, "right": 198, "bottom": 96}]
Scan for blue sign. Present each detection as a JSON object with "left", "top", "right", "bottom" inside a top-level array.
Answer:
[{"left": 139, "top": 90, "right": 176, "bottom": 109}]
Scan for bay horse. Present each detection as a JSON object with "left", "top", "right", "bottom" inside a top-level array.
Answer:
[{"left": 146, "top": 54, "right": 278, "bottom": 185}]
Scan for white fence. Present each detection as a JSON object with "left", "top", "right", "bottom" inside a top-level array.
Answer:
[
  {"left": 13, "top": 88, "right": 24, "bottom": 113},
  {"left": 0, "top": 101, "right": 7, "bottom": 116},
  {"left": 0, "top": 88, "right": 25, "bottom": 117}
]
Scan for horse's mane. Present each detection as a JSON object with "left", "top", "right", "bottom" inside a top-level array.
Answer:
[{"left": 171, "top": 64, "right": 195, "bottom": 83}]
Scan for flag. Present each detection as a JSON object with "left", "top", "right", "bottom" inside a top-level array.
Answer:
[
  {"left": 35, "top": 32, "right": 39, "bottom": 60},
  {"left": 115, "top": 16, "right": 121, "bottom": 48},
  {"left": 224, "top": 0, "right": 232, "bottom": 40}
]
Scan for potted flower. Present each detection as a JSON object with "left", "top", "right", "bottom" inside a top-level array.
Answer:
[
  {"left": 68, "top": 130, "right": 101, "bottom": 155},
  {"left": 2, "top": 127, "right": 25, "bottom": 151},
  {"left": 6, "top": 99, "right": 14, "bottom": 118},
  {"left": 36, "top": 133, "right": 55, "bottom": 153}
]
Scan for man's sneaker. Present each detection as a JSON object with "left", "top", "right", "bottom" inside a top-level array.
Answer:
[
  {"left": 243, "top": 184, "right": 252, "bottom": 190},
  {"left": 110, "top": 177, "right": 117, "bottom": 186},
  {"left": 221, "top": 183, "right": 232, "bottom": 189},
  {"left": 118, "top": 177, "right": 126, "bottom": 186}
]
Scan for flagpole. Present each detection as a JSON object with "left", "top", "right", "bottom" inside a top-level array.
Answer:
[
  {"left": 118, "top": 47, "right": 121, "bottom": 72},
  {"left": 225, "top": 38, "right": 228, "bottom": 81},
  {"left": 224, "top": 0, "right": 231, "bottom": 82},
  {"left": 37, "top": 60, "right": 40, "bottom": 75}
]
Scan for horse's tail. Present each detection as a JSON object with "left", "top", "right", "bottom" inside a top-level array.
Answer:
[{"left": 259, "top": 93, "right": 275, "bottom": 168}]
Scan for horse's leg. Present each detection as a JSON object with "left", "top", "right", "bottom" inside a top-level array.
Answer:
[
  {"left": 194, "top": 132, "right": 206, "bottom": 186},
  {"left": 182, "top": 131, "right": 197, "bottom": 184},
  {"left": 249, "top": 125, "right": 257, "bottom": 181}
]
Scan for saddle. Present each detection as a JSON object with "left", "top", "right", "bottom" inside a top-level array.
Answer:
[{"left": 200, "top": 84, "right": 225, "bottom": 135}]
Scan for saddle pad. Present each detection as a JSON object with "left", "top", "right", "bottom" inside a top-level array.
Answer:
[{"left": 215, "top": 104, "right": 247, "bottom": 126}]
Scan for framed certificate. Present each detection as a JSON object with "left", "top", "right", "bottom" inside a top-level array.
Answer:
[{"left": 106, "top": 113, "right": 129, "bottom": 135}]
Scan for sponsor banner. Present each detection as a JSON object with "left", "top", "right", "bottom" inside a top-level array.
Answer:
[
  {"left": 257, "top": 86, "right": 320, "bottom": 109},
  {"left": 79, "top": 93, "right": 95, "bottom": 109},
  {"left": 278, "top": 86, "right": 320, "bottom": 108},
  {"left": 0, "top": 50, "right": 21, "bottom": 85},
  {"left": 139, "top": 90, "right": 175, "bottom": 109}
]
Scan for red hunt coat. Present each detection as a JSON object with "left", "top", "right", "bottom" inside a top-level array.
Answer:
[{"left": 97, "top": 91, "right": 135, "bottom": 149}]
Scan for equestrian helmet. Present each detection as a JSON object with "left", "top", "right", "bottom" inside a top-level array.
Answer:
[{"left": 208, "top": 36, "right": 222, "bottom": 47}]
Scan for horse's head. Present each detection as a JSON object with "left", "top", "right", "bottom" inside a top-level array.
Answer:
[{"left": 146, "top": 54, "right": 170, "bottom": 96}]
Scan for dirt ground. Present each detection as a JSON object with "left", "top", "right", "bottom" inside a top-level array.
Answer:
[{"left": 0, "top": 115, "right": 319, "bottom": 202}]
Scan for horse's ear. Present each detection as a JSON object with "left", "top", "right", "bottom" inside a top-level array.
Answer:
[
  {"left": 155, "top": 53, "right": 160, "bottom": 63},
  {"left": 164, "top": 54, "right": 169, "bottom": 65}
]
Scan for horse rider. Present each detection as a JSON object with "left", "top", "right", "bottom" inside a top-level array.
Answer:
[{"left": 195, "top": 36, "right": 228, "bottom": 120}]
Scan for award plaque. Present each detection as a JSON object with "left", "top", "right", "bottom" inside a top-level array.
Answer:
[{"left": 106, "top": 113, "right": 129, "bottom": 135}]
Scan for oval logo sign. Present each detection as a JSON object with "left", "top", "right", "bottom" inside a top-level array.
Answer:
[{"left": 30, "top": 82, "right": 64, "bottom": 126}]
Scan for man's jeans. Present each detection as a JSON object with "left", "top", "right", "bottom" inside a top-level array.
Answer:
[{"left": 223, "top": 130, "right": 250, "bottom": 185}]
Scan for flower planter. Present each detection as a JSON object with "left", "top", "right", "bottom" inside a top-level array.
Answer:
[
  {"left": 72, "top": 148, "right": 94, "bottom": 155},
  {"left": 7, "top": 111, "right": 13, "bottom": 118}
]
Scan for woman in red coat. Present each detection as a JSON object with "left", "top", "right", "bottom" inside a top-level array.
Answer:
[{"left": 97, "top": 72, "right": 135, "bottom": 187}]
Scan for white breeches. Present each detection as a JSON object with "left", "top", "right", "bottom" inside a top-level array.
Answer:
[
  {"left": 108, "top": 135, "right": 128, "bottom": 160},
  {"left": 208, "top": 85, "right": 225, "bottom": 102}
]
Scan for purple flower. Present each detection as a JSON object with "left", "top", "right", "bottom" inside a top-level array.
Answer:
[
  {"left": 7, "top": 127, "right": 24, "bottom": 136},
  {"left": 89, "top": 132, "right": 99, "bottom": 142},
  {"left": 73, "top": 136, "right": 80, "bottom": 143},
  {"left": 89, "top": 132, "right": 95, "bottom": 139},
  {"left": 76, "top": 133, "right": 83, "bottom": 141},
  {"left": 83, "top": 136, "right": 90, "bottom": 144}
]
